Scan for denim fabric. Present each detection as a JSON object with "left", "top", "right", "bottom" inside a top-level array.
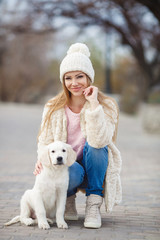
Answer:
[{"left": 67, "top": 142, "right": 108, "bottom": 197}]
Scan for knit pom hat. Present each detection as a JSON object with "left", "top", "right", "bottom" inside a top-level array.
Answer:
[{"left": 60, "top": 43, "right": 95, "bottom": 83}]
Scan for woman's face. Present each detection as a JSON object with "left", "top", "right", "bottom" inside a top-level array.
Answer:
[{"left": 64, "top": 71, "right": 89, "bottom": 97}]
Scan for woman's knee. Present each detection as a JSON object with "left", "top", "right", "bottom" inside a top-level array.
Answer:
[
  {"left": 68, "top": 162, "right": 85, "bottom": 189},
  {"left": 84, "top": 142, "right": 108, "bottom": 161}
]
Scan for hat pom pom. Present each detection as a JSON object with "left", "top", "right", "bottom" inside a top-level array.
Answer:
[{"left": 67, "top": 43, "right": 90, "bottom": 57}]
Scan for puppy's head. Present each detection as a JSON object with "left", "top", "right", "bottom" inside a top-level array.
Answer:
[
  {"left": 40, "top": 141, "right": 76, "bottom": 167},
  {"left": 49, "top": 141, "right": 77, "bottom": 167}
]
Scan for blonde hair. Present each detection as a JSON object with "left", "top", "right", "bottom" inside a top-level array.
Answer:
[{"left": 38, "top": 75, "right": 119, "bottom": 143}]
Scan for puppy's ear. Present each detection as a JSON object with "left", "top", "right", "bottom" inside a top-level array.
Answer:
[
  {"left": 66, "top": 144, "right": 77, "bottom": 166},
  {"left": 39, "top": 147, "right": 51, "bottom": 167}
]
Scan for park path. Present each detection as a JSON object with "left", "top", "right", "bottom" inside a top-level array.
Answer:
[{"left": 0, "top": 102, "right": 160, "bottom": 240}]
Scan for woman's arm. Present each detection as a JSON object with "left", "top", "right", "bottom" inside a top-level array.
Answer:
[
  {"left": 83, "top": 86, "right": 118, "bottom": 148},
  {"left": 85, "top": 99, "right": 118, "bottom": 148},
  {"left": 34, "top": 106, "right": 54, "bottom": 175},
  {"left": 37, "top": 106, "right": 54, "bottom": 159}
]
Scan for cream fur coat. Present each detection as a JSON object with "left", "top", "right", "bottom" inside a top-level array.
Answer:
[{"left": 37, "top": 99, "right": 122, "bottom": 212}]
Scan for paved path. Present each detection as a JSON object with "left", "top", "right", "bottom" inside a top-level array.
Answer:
[{"left": 0, "top": 103, "right": 160, "bottom": 240}]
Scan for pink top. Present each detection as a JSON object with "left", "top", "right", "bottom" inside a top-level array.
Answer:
[{"left": 65, "top": 106, "right": 86, "bottom": 160}]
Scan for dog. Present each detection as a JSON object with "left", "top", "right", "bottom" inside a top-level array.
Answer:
[{"left": 5, "top": 141, "right": 76, "bottom": 229}]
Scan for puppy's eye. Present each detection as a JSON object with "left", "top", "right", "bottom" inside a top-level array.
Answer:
[
  {"left": 62, "top": 149, "right": 66, "bottom": 152},
  {"left": 52, "top": 150, "right": 55, "bottom": 153}
]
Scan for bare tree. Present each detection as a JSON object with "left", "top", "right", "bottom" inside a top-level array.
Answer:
[
  {"left": 136, "top": 0, "right": 160, "bottom": 22},
  {"left": 34, "top": 0, "right": 158, "bottom": 98},
  {"left": 0, "top": 33, "right": 59, "bottom": 102},
  {"left": 0, "top": 0, "right": 160, "bottom": 99}
]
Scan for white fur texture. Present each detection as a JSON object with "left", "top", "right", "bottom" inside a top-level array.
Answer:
[
  {"left": 5, "top": 141, "right": 76, "bottom": 229},
  {"left": 38, "top": 99, "right": 122, "bottom": 212},
  {"left": 67, "top": 43, "right": 90, "bottom": 57},
  {"left": 60, "top": 43, "right": 95, "bottom": 83}
]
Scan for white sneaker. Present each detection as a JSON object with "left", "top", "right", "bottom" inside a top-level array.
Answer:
[
  {"left": 65, "top": 195, "right": 79, "bottom": 221},
  {"left": 84, "top": 194, "right": 103, "bottom": 228}
]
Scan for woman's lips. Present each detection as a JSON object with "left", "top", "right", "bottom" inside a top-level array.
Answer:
[{"left": 71, "top": 87, "right": 81, "bottom": 92}]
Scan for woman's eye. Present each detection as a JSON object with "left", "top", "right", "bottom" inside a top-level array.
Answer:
[
  {"left": 77, "top": 75, "right": 83, "bottom": 78},
  {"left": 65, "top": 78, "right": 71, "bottom": 80},
  {"left": 62, "top": 149, "right": 66, "bottom": 152}
]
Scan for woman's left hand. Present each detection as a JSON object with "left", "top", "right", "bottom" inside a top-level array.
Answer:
[{"left": 83, "top": 86, "right": 99, "bottom": 110}]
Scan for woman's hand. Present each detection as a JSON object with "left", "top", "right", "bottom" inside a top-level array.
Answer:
[
  {"left": 83, "top": 86, "right": 99, "bottom": 110},
  {"left": 33, "top": 160, "right": 43, "bottom": 176}
]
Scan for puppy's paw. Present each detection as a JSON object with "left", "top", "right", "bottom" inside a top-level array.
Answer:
[
  {"left": 38, "top": 221, "right": 50, "bottom": 230},
  {"left": 21, "top": 218, "right": 35, "bottom": 226},
  {"left": 57, "top": 221, "right": 68, "bottom": 229}
]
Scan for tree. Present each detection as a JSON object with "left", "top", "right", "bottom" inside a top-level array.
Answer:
[
  {"left": 136, "top": 0, "right": 160, "bottom": 22},
  {"left": 33, "top": 0, "right": 160, "bottom": 98},
  {"left": 0, "top": 0, "right": 160, "bottom": 99},
  {"left": 0, "top": 34, "right": 58, "bottom": 102}
]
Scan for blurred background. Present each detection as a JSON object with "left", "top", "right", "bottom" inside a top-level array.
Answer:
[
  {"left": 0, "top": 2, "right": 160, "bottom": 238},
  {"left": 0, "top": 0, "right": 160, "bottom": 133}
]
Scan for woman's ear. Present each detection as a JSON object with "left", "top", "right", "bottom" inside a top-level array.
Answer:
[
  {"left": 39, "top": 147, "right": 51, "bottom": 167},
  {"left": 66, "top": 144, "right": 77, "bottom": 166}
]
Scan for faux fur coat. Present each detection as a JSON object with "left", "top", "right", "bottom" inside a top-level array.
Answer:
[{"left": 37, "top": 99, "right": 122, "bottom": 212}]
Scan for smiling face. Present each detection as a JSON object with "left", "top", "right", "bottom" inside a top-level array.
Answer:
[{"left": 64, "top": 71, "right": 90, "bottom": 97}]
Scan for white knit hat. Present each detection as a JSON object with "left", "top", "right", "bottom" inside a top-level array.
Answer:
[{"left": 60, "top": 43, "right": 95, "bottom": 83}]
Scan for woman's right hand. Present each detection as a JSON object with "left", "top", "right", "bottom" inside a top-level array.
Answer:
[{"left": 33, "top": 160, "right": 43, "bottom": 176}]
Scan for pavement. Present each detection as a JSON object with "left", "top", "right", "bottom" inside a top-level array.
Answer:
[{"left": 0, "top": 102, "right": 160, "bottom": 240}]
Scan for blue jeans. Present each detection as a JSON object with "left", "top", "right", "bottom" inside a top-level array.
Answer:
[{"left": 67, "top": 142, "right": 108, "bottom": 197}]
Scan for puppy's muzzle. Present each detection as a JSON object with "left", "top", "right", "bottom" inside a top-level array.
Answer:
[{"left": 56, "top": 156, "right": 63, "bottom": 165}]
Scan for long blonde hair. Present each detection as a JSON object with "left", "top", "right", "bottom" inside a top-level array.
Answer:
[{"left": 38, "top": 76, "right": 119, "bottom": 143}]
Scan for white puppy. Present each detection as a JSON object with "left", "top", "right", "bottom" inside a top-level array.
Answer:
[{"left": 5, "top": 141, "right": 76, "bottom": 229}]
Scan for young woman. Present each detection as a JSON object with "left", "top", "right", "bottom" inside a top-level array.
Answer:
[{"left": 34, "top": 43, "right": 122, "bottom": 229}]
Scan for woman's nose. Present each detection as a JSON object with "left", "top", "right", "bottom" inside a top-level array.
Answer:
[{"left": 71, "top": 78, "right": 78, "bottom": 85}]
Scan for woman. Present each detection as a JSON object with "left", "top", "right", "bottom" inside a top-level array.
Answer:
[{"left": 34, "top": 43, "right": 122, "bottom": 229}]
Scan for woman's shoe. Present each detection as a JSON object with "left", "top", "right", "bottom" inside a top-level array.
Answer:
[
  {"left": 65, "top": 194, "right": 79, "bottom": 220},
  {"left": 84, "top": 194, "right": 103, "bottom": 228}
]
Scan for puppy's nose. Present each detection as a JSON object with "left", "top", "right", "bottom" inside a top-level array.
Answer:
[{"left": 57, "top": 156, "right": 63, "bottom": 164}]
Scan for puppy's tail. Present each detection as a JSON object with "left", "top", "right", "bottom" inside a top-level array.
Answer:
[{"left": 4, "top": 216, "right": 20, "bottom": 226}]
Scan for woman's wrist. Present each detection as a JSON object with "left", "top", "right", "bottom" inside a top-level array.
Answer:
[{"left": 90, "top": 100, "right": 99, "bottom": 110}]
